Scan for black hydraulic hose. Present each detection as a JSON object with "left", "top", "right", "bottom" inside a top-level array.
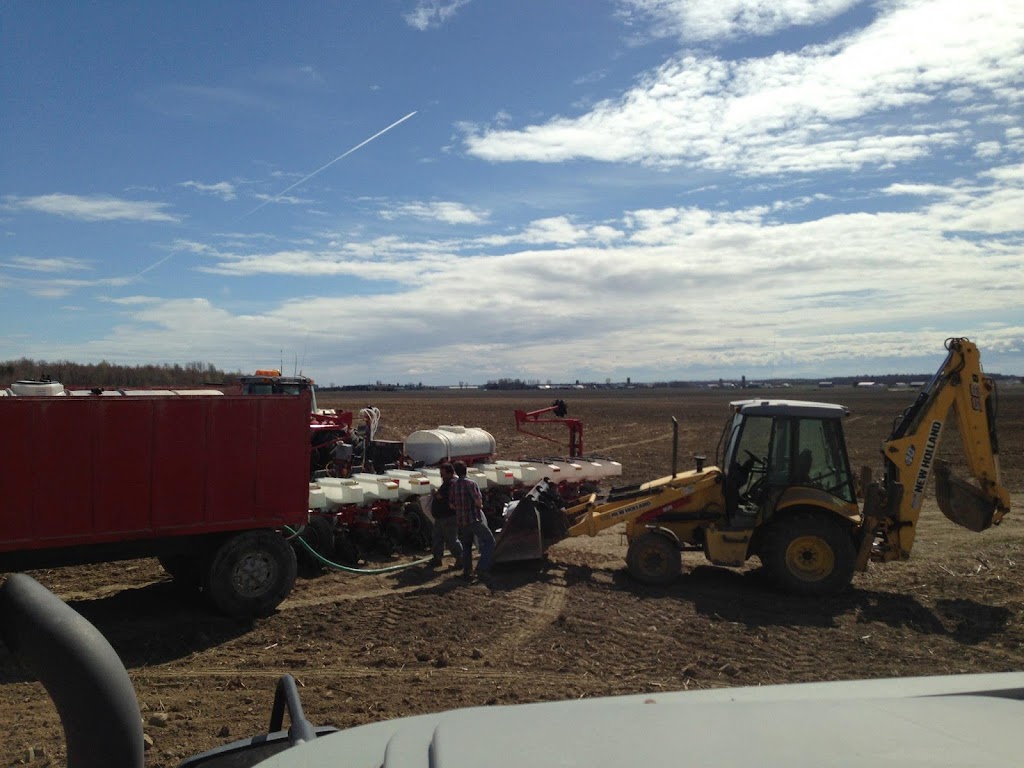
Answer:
[
  {"left": 284, "top": 525, "right": 432, "bottom": 573},
  {"left": 0, "top": 574, "right": 144, "bottom": 768}
]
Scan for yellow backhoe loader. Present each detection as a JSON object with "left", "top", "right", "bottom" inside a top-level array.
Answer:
[{"left": 492, "top": 338, "right": 1011, "bottom": 595}]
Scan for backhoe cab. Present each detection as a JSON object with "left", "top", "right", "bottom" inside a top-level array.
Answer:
[{"left": 492, "top": 338, "right": 1009, "bottom": 596}]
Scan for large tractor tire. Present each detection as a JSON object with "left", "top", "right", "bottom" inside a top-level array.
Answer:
[
  {"left": 626, "top": 532, "right": 682, "bottom": 585},
  {"left": 295, "top": 516, "right": 336, "bottom": 573},
  {"left": 402, "top": 503, "right": 433, "bottom": 552},
  {"left": 204, "top": 531, "right": 297, "bottom": 618},
  {"left": 333, "top": 528, "right": 362, "bottom": 566},
  {"left": 761, "top": 512, "right": 856, "bottom": 596}
]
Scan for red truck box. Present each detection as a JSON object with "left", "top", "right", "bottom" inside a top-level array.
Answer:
[{"left": 0, "top": 391, "right": 312, "bottom": 616}]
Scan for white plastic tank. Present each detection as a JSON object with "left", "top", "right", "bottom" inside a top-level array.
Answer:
[
  {"left": 478, "top": 464, "right": 517, "bottom": 487},
  {"left": 10, "top": 380, "right": 66, "bottom": 396},
  {"left": 308, "top": 483, "right": 328, "bottom": 511},
  {"left": 350, "top": 473, "right": 402, "bottom": 501},
  {"left": 404, "top": 425, "right": 496, "bottom": 465},
  {"left": 317, "top": 477, "right": 366, "bottom": 507},
  {"left": 495, "top": 460, "right": 547, "bottom": 485},
  {"left": 384, "top": 469, "right": 433, "bottom": 495},
  {"left": 577, "top": 458, "right": 623, "bottom": 479}
]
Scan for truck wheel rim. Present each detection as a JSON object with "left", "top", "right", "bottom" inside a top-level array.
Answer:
[
  {"left": 784, "top": 536, "right": 834, "bottom": 581},
  {"left": 233, "top": 552, "right": 277, "bottom": 597}
]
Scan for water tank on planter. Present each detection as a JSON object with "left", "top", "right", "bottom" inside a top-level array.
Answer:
[{"left": 404, "top": 426, "right": 497, "bottom": 466}]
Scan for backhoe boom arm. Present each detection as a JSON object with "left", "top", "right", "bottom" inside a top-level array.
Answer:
[{"left": 868, "top": 338, "right": 1010, "bottom": 562}]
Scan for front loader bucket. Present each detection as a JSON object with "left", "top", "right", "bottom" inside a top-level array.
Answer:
[
  {"left": 492, "top": 490, "right": 570, "bottom": 564},
  {"left": 934, "top": 460, "right": 997, "bottom": 533}
]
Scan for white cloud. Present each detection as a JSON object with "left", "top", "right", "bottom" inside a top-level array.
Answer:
[
  {"left": 983, "top": 162, "right": 1024, "bottom": 182},
  {"left": 1, "top": 256, "right": 90, "bottom": 273},
  {"left": 617, "top": 0, "right": 862, "bottom": 42},
  {"left": 179, "top": 180, "right": 238, "bottom": 201},
  {"left": 251, "top": 193, "right": 311, "bottom": 206},
  {"left": 43, "top": 160, "right": 1019, "bottom": 382},
  {"left": 477, "top": 216, "right": 624, "bottom": 247},
  {"left": 464, "top": 1, "right": 1024, "bottom": 175},
  {"left": 404, "top": 0, "right": 472, "bottom": 31},
  {"left": 97, "top": 295, "right": 162, "bottom": 305},
  {"left": 6, "top": 273, "right": 134, "bottom": 299},
  {"left": 379, "top": 201, "right": 491, "bottom": 225},
  {"left": 975, "top": 141, "right": 1002, "bottom": 159},
  {"left": 4, "top": 194, "right": 181, "bottom": 223}
]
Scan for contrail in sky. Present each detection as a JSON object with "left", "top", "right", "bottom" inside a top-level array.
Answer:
[
  {"left": 133, "top": 252, "right": 174, "bottom": 277},
  {"left": 241, "top": 110, "right": 418, "bottom": 219}
]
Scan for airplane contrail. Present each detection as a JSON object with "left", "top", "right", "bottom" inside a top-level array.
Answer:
[
  {"left": 133, "top": 252, "right": 174, "bottom": 277},
  {"left": 241, "top": 110, "right": 418, "bottom": 219}
]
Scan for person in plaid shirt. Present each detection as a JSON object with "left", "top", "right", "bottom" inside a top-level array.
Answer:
[
  {"left": 428, "top": 463, "right": 463, "bottom": 567},
  {"left": 448, "top": 460, "right": 495, "bottom": 580}
]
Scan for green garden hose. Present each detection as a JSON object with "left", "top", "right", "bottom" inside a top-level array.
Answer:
[{"left": 284, "top": 525, "right": 433, "bottom": 574}]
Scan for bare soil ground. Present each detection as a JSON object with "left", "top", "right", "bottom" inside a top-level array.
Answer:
[{"left": 2, "top": 387, "right": 1023, "bottom": 766}]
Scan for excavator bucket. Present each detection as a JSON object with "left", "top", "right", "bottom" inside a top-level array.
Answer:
[
  {"left": 492, "top": 481, "right": 570, "bottom": 564},
  {"left": 934, "top": 460, "right": 997, "bottom": 533}
]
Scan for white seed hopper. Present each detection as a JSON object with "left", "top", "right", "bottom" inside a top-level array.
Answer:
[{"left": 350, "top": 473, "right": 402, "bottom": 501}]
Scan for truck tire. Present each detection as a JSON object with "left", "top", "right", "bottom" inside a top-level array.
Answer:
[
  {"left": 626, "top": 532, "right": 682, "bottom": 585},
  {"left": 761, "top": 512, "right": 855, "bottom": 596},
  {"left": 205, "top": 531, "right": 297, "bottom": 618}
]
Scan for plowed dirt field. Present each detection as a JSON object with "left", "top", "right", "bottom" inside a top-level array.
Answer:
[{"left": 2, "top": 387, "right": 1022, "bottom": 766}]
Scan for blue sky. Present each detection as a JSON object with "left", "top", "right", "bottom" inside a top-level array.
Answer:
[{"left": 2, "top": 0, "right": 1022, "bottom": 386}]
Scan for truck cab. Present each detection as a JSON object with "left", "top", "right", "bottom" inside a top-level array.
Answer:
[
  {"left": 238, "top": 370, "right": 356, "bottom": 476},
  {"left": 239, "top": 370, "right": 316, "bottom": 401}
]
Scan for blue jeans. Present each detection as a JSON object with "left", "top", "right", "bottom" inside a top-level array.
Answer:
[
  {"left": 432, "top": 516, "right": 463, "bottom": 561},
  {"left": 459, "top": 520, "right": 495, "bottom": 575}
]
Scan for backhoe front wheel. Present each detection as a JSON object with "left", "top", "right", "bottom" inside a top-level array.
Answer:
[
  {"left": 627, "top": 532, "right": 682, "bottom": 585},
  {"left": 761, "top": 513, "right": 855, "bottom": 596}
]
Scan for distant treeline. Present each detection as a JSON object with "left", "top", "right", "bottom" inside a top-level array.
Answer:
[
  {"left": 3, "top": 358, "right": 1015, "bottom": 392},
  {"left": 1, "top": 358, "right": 239, "bottom": 389}
]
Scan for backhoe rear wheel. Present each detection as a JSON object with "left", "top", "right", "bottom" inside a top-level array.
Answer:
[
  {"left": 626, "top": 532, "right": 682, "bottom": 585},
  {"left": 761, "top": 512, "right": 855, "bottom": 596}
]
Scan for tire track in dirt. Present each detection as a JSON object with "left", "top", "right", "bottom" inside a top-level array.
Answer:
[
  {"left": 280, "top": 569, "right": 450, "bottom": 610},
  {"left": 129, "top": 665, "right": 583, "bottom": 690},
  {"left": 482, "top": 581, "right": 566, "bottom": 662}
]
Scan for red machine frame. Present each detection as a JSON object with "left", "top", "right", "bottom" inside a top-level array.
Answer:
[{"left": 514, "top": 399, "right": 584, "bottom": 458}]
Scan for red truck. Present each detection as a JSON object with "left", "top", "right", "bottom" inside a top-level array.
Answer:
[{"left": 0, "top": 385, "right": 312, "bottom": 617}]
